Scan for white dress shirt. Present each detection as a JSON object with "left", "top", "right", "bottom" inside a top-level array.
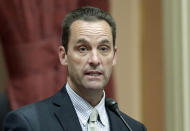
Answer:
[{"left": 66, "top": 83, "right": 110, "bottom": 131}]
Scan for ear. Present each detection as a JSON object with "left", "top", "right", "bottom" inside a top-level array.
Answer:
[
  {"left": 59, "top": 46, "right": 68, "bottom": 66},
  {"left": 112, "top": 47, "right": 117, "bottom": 66}
]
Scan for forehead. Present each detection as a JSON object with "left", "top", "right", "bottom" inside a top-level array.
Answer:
[{"left": 70, "top": 20, "right": 112, "bottom": 39}]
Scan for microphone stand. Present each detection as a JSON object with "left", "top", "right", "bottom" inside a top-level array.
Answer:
[{"left": 106, "top": 98, "right": 132, "bottom": 131}]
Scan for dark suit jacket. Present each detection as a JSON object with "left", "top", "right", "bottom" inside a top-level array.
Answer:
[{"left": 3, "top": 87, "right": 146, "bottom": 131}]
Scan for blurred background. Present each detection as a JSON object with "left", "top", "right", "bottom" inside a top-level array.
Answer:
[{"left": 0, "top": 0, "right": 190, "bottom": 131}]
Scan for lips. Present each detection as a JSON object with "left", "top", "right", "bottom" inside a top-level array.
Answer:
[{"left": 84, "top": 70, "right": 103, "bottom": 76}]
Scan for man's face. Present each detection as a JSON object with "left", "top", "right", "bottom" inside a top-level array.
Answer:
[{"left": 59, "top": 20, "right": 117, "bottom": 93}]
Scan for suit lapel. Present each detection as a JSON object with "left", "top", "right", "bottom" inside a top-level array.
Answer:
[
  {"left": 52, "top": 87, "right": 82, "bottom": 131},
  {"left": 51, "top": 86, "right": 130, "bottom": 131},
  {"left": 106, "top": 107, "right": 130, "bottom": 131}
]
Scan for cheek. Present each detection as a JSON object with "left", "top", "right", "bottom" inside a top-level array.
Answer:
[
  {"left": 67, "top": 55, "right": 87, "bottom": 72},
  {"left": 103, "top": 55, "right": 115, "bottom": 66},
  {"left": 69, "top": 54, "right": 82, "bottom": 64},
  {"left": 103, "top": 56, "right": 114, "bottom": 74}
]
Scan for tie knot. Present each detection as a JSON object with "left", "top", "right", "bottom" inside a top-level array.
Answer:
[{"left": 89, "top": 108, "right": 98, "bottom": 122}]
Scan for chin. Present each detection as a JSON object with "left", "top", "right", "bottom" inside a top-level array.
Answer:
[{"left": 84, "top": 81, "right": 105, "bottom": 90}]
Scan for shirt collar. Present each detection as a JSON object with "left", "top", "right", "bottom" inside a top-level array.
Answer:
[{"left": 66, "top": 82, "right": 108, "bottom": 126}]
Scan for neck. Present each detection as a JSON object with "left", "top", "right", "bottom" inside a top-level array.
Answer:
[
  {"left": 85, "top": 91, "right": 104, "bottom": 106},
  {"left": 67, "top": 80, "right": 104, "bottom": 107}
]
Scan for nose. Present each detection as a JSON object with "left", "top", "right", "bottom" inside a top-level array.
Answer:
[{"left": 88, "top": 50, "right": 100, "bottom": 68}]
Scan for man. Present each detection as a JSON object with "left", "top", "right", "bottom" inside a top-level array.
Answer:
[{"left": 3, "top": 6, "right": 146, "bottom": 131}]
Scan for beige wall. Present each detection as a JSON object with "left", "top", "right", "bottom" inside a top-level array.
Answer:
[
  {"left": 110, "top": 0, "right": 165, "bottom": 131},
  {"left": 110, "top": 0, "right": 143, "bottom": 121}
]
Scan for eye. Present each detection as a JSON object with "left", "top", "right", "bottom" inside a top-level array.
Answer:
[
  {"left": 79, "top": 46, "right": 88, "bottom": 52},
  {"left": 100, "top": 47, "right": 108, "bottom": 51},
  {"left": 99, "top": 45, "right": 110, "bottom": 52}
]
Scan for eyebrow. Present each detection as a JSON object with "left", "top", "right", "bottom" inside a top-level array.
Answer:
[
  {"left": 99, "top": 39, "right": 112, "bottom": 45},
  {"left": 76, "top": 38, "right": 112, "bottom": 45},
  {"left": 76, "top": 38, "right": 89, "bottom": 44}
]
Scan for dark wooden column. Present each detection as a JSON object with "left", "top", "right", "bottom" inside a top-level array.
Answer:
[{"left": 141, "top": 0, "right": 165, "bottom": 130}]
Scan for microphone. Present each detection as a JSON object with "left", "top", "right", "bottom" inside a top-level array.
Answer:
[{"left": 105, "top": 98, "right": 132, "bottom": 131}]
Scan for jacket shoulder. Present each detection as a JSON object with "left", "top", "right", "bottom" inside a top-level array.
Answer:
[
  {"left": 120, "top": 111, "right": 147, "bottom": 131},
  {"left": 3, "top": 97, "right": 52, "bottom": 131}
]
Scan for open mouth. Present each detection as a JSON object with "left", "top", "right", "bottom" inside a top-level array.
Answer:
[{"left": 84, "top": 70, "right": 103, "bottom": 76}]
